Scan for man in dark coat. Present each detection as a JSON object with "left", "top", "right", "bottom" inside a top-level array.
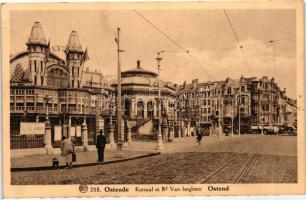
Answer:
[{"left": 96, "top": 129, "right": 107, "bottom": 162}]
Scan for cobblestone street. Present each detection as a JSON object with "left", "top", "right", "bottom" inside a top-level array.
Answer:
[{"left": 11, "top": 135, "right": 297, "bottom": 184}]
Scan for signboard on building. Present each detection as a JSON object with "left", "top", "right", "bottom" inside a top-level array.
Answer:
[
  {"left": 71, "top": 126, "right": 76, "bottom": 137},
  {"left": 20, "top": 122, "right": 45, "bottom": 135},
  {"left": 76, "top": 126, "right": 81, "bottom": 137},
  {"left": 54, "top": 126, "right": 62, "bottom": 141}
]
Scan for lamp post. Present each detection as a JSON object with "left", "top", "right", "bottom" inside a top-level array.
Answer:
[
  {"left": 156, "top": 51, "right": 164, "bottom": 150},
  {"left": 115, "top": 27, "right": 124, "bottom": 157},
  {"left": 43, "top": 95, "right": 51, "bottom": 121},
  {"left": 231, "top": 98, "right": 234, "bottom": 137},
  {"left": 43, "top": 94, "right": 52, "bottom": 151}
]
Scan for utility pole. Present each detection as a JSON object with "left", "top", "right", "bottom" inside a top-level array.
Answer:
[
  {"left": 156, "top": 51, "right": 164, "bottom": 150},
  {"left": 217, "top": 94, "right": 223, "bottom": 139},
  {"left": 238, "top": 95, "right": 241, "bottom": 136},
  {"left": 231, "top": 98, "right": 234, "bottom": 137},
  {"left": 115, "top": 27, "right": 124, "bottom": 157}
]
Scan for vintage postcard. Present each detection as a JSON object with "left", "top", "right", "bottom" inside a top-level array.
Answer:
[{"left": 1, "top": 1, "right": 305, "bottom": 198}]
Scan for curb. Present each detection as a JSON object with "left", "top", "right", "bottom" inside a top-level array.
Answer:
[{"left": 11, "top": 152, "right": 161, "bottom": 172}]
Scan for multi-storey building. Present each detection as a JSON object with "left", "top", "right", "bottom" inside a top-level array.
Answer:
[
  {"left": 177, "top": 76, "right": 296, "bottom": 135},
  {"left": 10, "top": 22, "right": 115, "bottom": 148}
]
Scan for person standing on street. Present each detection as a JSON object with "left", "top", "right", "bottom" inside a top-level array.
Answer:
[
  {"left": 96, "top": 129, "right": 107, "bottom": 162},
  {"left": 196, "top": 127, "right": 203, "bottom": 145},
  {"left": 61, "top": 136, "right": 74, "bottom": 169}
]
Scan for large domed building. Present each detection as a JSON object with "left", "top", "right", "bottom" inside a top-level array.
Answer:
[{"left": 119, "top": 60, "right": 177, "bottom": 120}]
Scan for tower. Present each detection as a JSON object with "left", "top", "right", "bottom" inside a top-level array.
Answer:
[
  {"left": 65, "top": 31, "right": 83, "bottom": 88},
  {"left": 26, "top": 22, "right": 48, "bottom": 86}
]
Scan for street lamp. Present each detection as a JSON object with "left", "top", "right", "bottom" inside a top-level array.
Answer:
[
  {"left": 115, "top": 27, "right": 124, "bottom": 157},
  {"left": 156, "top": 51, "right": 164, "bottom": 150},
  {"left": 43, "top": 95, "right": 51, "bottom": 121}
]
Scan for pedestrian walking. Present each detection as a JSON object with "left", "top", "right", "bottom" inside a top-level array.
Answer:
[
  {"left": 196, "top": 127, "right": 203, "bottom": 145},
  {"left": 168, "top": 127, "right": 174, "bottom": 143},
  {"left": 96, "top": 129, "right": 107, "bottom": 162},
  {"left": 61, "top": 136, "right": 74, "bottom": 169}
]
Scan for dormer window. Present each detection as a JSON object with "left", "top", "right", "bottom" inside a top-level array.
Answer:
[
  {"left": 241, "top": 85, "right": 245, "bottom": 92},
  {"left": 227, "top": 87, "right": 231, "bottom": 95}
]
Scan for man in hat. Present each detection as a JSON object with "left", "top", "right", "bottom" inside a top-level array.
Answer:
[{"left": 96, "top": 129, "right": 107, "bottom": 162}]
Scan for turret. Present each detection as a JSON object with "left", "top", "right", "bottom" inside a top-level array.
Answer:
[
  {"left": 65, "top": 31, "right": 83, "bottom": 88},
  {"left": 26, "top": 22, "right": 48, "bottom": 86}
]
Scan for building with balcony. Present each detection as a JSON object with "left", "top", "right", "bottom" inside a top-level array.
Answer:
[{"left": 177, "top": 76, "right": 296, "bottom": 135}]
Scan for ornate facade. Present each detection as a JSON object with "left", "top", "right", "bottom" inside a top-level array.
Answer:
[
  {"left": 10, "top": 22, "right": 115, "bottom": 148},
  {"left": 177, "top": 76, "right": 297, "bottom": 135}
]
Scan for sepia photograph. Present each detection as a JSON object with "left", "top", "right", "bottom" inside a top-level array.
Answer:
[{"left": 1, "top": 1, "right": 305, "bottom": 197}]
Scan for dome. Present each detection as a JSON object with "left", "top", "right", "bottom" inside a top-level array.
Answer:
[
  {"left": 27, "top": 22, "right": 47, "bottom": 45},
  {"left": 67, "top": 31, "right": 83, "bottom": 52},
  {"left": 121, "top": 60, "right": 157, "bottom": 78}
]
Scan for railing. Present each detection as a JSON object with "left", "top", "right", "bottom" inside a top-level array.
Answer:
[
  {"left": 10, "top": 106, "right": 60, "bottom": 113},
  {"left": 10, "top": 134, "right": 44, "bottom": 149}
]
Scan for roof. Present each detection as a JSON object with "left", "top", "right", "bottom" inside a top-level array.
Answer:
[
  {"left": 10, "top": 64, "right": 25, "bottom": 82},
  {"left": 10, "top": 50, "right": 65, "bottom": 64},
  {"left": 66, "top": 31, "right": 83, "bottom": 52},
  {"left": 27, "top": 22, "right": 47, "bottom": 46},
  {"left": 121, "top": 60, "right": 157, "bottom": 78}
]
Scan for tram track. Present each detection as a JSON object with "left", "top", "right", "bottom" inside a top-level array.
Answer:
[
  {"left": 197, "top": 153, "right": 258, "bottom": 184},
  {"left": 98, "top": 155, "right": 191, "bottom": 184}
]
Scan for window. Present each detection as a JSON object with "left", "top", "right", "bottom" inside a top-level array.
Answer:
[
  {"left": 41, "top": 76, "right": 44, "bottom": 85},
  {"left": 41, "top": 61, "right": 43, "bottom": 72},
  {"left": 34, "top": 75, "right": 37, "bottom": 85},
  {"left": 227, "top": 87, "right": 231, "bottom": 95},
  {"left": 265, "top": 116, "right": 269, "bottom": 123},
  {"left": 34, "top": 61, "right": 37, "bottom": 72},
  {"left": 208, "top": 100, "right": 210, "bottom": 105},
  {"left": 262, "top": 104, "right": 269, "bottom": 111},
  {"left": 241, "top": 86, "right": 245, "bottom": 92}
]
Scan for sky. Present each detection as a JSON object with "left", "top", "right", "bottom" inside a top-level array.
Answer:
[{"left": 10, "top": 9, "right": 296, "bottom": 98}]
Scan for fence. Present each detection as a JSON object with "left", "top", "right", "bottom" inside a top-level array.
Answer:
[{"left": 10, "top": 134, "right": 44, "bottom": 149}]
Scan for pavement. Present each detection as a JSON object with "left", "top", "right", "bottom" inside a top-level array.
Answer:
[
  {"left": 11, "top": 149, "right": 160, "bottom": 170},
  {"left": 10, "top": 134, "right": 296, "bottom": 170}
]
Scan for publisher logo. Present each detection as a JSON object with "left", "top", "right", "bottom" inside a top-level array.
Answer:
[{"left": 79, "top": 184, "right": 88, "bottom": 193}]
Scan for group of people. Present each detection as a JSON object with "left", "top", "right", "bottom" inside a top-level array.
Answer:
[{"left": 59, "top": 130, "right": 107, "bottom": 169}]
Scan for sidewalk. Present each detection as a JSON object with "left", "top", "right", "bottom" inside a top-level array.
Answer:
[{"left": 11, "top": 148, "right": 159, "bottom": 170}]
